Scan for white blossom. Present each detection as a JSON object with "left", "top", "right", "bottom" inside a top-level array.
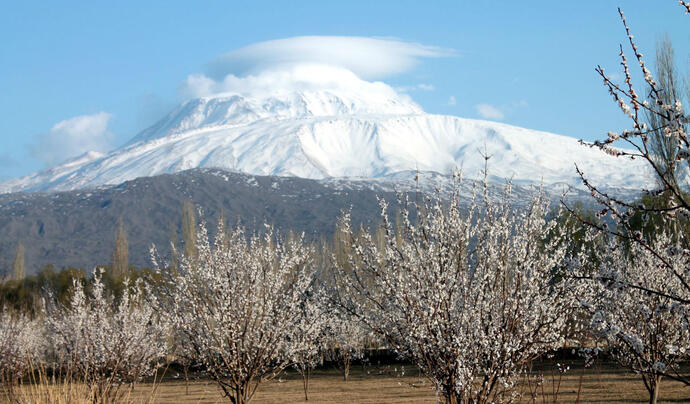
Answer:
[
  {"left": 154, "top": 220, "right": 318, "bottom": 404},
  {"left": 45, "top": 269, "right": 167, "bottom": 398},
  {"left": 0, "top": 310, "right": 43, "bottom": 398},
  {"left": 580, "top": 232, "right": 690, "bottom": 400},
  {"left": 332, "top": 180, "right": 582, "bottom": 404}
]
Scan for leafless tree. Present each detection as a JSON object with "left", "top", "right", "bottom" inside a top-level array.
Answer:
[
  {"left": 111, "top": 218, "right": 129, "bottom": 279},
  {"left": 11, "top": 242, "right": 25, "bottom": 281},
  {"left": 645, "top": 35, "right": 687, "bottom": 191},
  {"left": 182, "top": 200, "right": 197, "bottom": 260}
]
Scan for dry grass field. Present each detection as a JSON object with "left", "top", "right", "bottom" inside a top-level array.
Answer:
[
  {"left": 5, "top": 362, "right": 688, "bottom": 403},
  {"left": 120, "top": 362, "right": 690, "bottom": 404}
]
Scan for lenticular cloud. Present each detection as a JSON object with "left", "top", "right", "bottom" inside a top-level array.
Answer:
[
  {"left": 181, "top": 64, "right": 411, "bottom": 100},
  {"left": 182, "top": 36, "right": 454, "bottom": 99},
  {"left": 207, "top": 36, "right": 454, "bottom": 80}
]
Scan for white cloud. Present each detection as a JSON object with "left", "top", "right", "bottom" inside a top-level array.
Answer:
[
  {"left": 181, "top": 64, "right": 411, "bottom": 101},
  {"left": 448, "top": 96, "right": 457, "bottom": 106},
  {"left": 207, "top": 36, "right": 454, "bottom": 81},
  {"left": 475, "top": 103, "right": 504, "bottom": 120},
  {"left": 30, "top": 112, "right": 114, "bottom": 166},
  {"left": 182, "top": 37, "right": 453, "bottom": 101}
]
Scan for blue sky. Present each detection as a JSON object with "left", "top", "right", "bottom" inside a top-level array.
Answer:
[{"left": 1, "top": 1, "right": 688, "bottom": 181}]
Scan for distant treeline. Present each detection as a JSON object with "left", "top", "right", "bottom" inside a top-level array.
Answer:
[
  {"left": 3, "top": 194, "right": 686, "bottom": 316},
  {"left": 0, "top": 265, "right": 156, "bottom": 315}
]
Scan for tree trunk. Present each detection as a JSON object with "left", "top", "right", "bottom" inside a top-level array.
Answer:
[
  {"left": 444, "top": 377, "right": 459, "bottom": 404},
  {"left": 301, "top": 367, "right": 311, "bottom": 401},
  {"left": 343, "top": 357, "right": 351, "bottom": 382},
  {"left": 649, "top": 375, "right": 661, "bottom": 404},
  {"left": 184, "top": 365, "right": 190, "bottom": 395},
  {"left": 229, "top": 383, "right": 250, "bottom": 404}
]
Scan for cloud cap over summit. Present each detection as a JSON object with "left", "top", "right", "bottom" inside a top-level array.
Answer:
[{"left": 207, "top": 36, "right": 454, "bottom": 80}]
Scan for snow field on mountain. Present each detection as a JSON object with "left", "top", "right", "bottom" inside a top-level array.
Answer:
[{"left": 0, "top": 75, "right": 651, "bottom": 193}]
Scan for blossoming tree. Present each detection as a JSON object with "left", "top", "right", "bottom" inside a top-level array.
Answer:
[
  {"left": 154, "top": 221, "right": 319, "bottom": 404},
  {"left": 572, "top": 6, "right": 690, "bottom": 305},
  {"left": 0, "top": 310, "right": 43, "bottom": 400},
  {"left": 45, "top": 269, "right": 167, "bottom": 401},
  {"left": 332, "top": 180, "right": 582, "bottom": 404},
  {"left": 565, "top": 4, "right": 690, "bottom": 396},
  {"left": 324, "top": 310, "right": 371, "bottom": 382},
  {"left": 582, "top": 232, "right": 690, "bottom": 404},
  {"left": 289, "top": 292, "right": 329, "bottom": 401}
]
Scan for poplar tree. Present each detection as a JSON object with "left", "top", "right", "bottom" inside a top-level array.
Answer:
[
  {"left": 11, "top": 242, "right": 25, "bottom": 281},
  {"left": 111, "top": 218, "right": 129, "bottom": 278},
  {"left": 644, "top": 35, "right": 687, "bottom": 191},
  {"left": 182, "top": 200, "right": 197, "bottom": 259}
]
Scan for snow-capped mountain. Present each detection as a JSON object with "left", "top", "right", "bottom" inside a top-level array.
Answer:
[{"left": 0, "top": 80, "right": 651, "bottom": 194}]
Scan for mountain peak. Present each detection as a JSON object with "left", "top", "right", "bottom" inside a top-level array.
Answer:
[
  {"left": 0, "top": 65, "right": 653, "bottom": 194},
  {"left": 130, "top": 85, "right": 423, "bottom": 145}
]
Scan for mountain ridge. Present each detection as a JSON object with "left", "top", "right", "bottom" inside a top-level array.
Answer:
[{"left": 0, "top": 167, "right": 609, "bottom": 275}]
